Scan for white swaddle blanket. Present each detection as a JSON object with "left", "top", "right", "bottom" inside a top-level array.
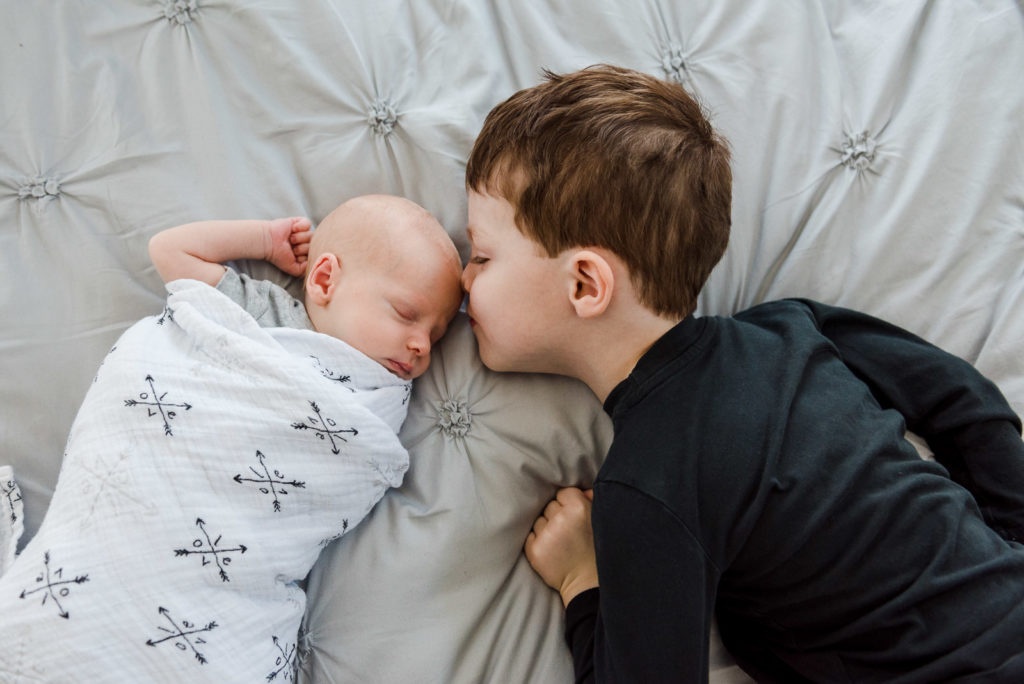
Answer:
[{"left": 0, "top": 279, "right": 410, "bottom": 682}]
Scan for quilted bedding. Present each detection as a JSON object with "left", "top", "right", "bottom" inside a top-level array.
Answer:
[{"left": 1, "top": 2, "right": 1022, "bottom": 682}]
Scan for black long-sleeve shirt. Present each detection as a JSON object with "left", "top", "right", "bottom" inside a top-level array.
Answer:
[{"left": 567, "top": 299, "right": 1024, "bottom": 683}]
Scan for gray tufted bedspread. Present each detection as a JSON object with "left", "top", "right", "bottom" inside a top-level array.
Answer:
[{"left": 2, "top": 2, "right": 1022, "bottom": 682}]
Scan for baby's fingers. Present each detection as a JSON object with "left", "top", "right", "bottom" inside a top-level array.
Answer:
[{"left": 289, "top": 216, "right": 313, "bottom": 232}]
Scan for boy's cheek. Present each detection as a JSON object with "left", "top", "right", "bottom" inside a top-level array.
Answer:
[{"left": 474, "top": 340, "right": 503, "bottom": 372}]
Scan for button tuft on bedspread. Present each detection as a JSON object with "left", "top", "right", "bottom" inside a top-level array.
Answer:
[
  {"left": 661, "top": 45, "right": 689, "bottom": 84},
  {"left": 840, "top": 131, "right": 877, "bottom": 171},
  {"left": 436, "top": 398, "right": 471, "bottom": 438},
  {"left": 17, "top": 176, "right": 61, "bottom": 200},
  {"left": 163, "top": 0, "right": 198, "bottom": 25},
  {"left": 368, "top": 99, "right": 398, "bottom": 136}
]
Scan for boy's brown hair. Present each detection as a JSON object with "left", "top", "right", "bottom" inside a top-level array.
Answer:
[{"left": 466, "top": 64, "right": 732, "bottom": 318}]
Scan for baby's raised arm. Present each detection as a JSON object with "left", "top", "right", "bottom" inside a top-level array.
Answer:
[{"left": 148, "top": 217, "right": 313, "bottom": 285}]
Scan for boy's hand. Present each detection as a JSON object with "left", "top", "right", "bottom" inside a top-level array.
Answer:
[
  {"left": 266, "top": 217, "right": 313, "bottom": 278},
  {"left": 525, "top": 487, "right": 599, "bottom": 607}
]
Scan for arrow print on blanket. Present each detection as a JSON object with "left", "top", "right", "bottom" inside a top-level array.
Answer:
[
  {"left": 124, "top": 374, "right": 192, "bottom": 435},
  {"left": 233, "top": 450, "right": 305, "bottom": 512},
  {"left": 146, "top": 606, "right": 218, "bottom": 665},
  {"left": 291, "top": 400, "right": 357, "bottom": 454},
  {"left": 18, "top": 550, "right": 89, "bottom": 619},
  {"left": 267, "top": 635, "right": 298, "bottom": 682},
  {"left": 309, "top": 355, "right": 355, "bottom": 390},
  {"left": 174, "top": 518, "right": 247, "bottom": 582},
  {"left": 156, "top": 305, "right": 175, "bottom": 326},
  {"left": 318, "top": 518, "right": 350, "bottom": 548},
  {"left": 3, "top": 476, "right": 21, "bottom": 524},
  {"left": 74, "top": 448, "right": 160, "bottom": 531}
]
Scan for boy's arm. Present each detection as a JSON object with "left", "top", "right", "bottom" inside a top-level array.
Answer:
[
  {"left": 526, "top": 486, "right": 715, "bottom": 682},
  {"left": 794, "top": 298, "right": 1024, "bottom": 541},
  {"left": 148, "top": 218, "right": 312, "bottom": 286}
]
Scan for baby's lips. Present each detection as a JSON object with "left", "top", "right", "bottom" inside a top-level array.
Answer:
[{"left": 387, "top": 359, "right": 413, "bottom": 377}]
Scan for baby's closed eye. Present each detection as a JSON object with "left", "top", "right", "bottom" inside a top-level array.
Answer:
[{"left": 392, "top": 304, "right": 417, "bottom": 321}]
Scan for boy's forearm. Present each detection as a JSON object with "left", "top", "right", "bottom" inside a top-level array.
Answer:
[{"left": 149, "top": 219, "right": 272, "bottom": 286}]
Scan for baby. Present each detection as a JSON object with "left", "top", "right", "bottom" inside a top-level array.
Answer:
[
  {"left": 149, "top": 193, "right": 464, "bottom": 380},
  {"left": 0, "top": 194, "right": 462, "bottom": 682}
]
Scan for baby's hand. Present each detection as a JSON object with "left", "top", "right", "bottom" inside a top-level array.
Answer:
[
  {"left": 524, "top": 487, "right": 599, "bottom": 607},
  {"left": 266, "top": 217, "right": 313, "bottom": 278}
]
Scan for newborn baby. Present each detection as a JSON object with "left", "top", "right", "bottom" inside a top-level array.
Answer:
[{"left": 0, "top": 195, "right": 462, "bottom": 682}]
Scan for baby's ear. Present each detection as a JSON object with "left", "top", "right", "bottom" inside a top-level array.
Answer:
[
  {"left": 306, "top": 253, "right": 341, "bottom": 305},
  {"left": 567, "top": 249, "right": 614, "bottom": 319}
]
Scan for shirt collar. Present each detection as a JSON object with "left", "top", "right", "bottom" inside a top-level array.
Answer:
[{"left": 603, "top": 315, "right": 708, "bottom": 417}]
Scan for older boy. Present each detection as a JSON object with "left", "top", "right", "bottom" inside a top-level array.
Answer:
[{"left": 461, "top": 65, "right": 1024, "bottom": 682}]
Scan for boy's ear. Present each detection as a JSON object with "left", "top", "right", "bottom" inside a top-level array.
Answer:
[
  {"left": 306, "top": 253, "right": 340, "bottom": 306},
  {"left": 567, "top": 249, "right": 614, "bottom": 319}
]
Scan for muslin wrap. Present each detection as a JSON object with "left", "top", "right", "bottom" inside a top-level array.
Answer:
[{"left": 0, "top": 279, "right": 410, "bottom": 682}]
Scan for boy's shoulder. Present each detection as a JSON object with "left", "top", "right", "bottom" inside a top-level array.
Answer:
[
  {"left": 726, "top": 298, "right": 851, "bottom": 342},
  {"left": 731, "top": 298, "right": 816, "bottom": 324}
]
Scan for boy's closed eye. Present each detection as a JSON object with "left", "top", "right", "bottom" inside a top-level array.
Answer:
[{"left": 469, "top": 256, "right": 489, "bottom": 265}]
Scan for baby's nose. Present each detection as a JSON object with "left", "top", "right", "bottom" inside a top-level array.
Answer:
[{"left": 408, "top": 332, "right": 429, "bottom": 354}]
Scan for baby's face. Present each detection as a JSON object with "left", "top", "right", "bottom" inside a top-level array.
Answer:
[{"left": 318, "top": 241, "right": 462, "bottom": 380}]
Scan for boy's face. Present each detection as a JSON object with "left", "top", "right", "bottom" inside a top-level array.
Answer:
[
  {"left": 318, "top": 244, "right": 462, "bottom": 381},
  {"left": 462, "top": 190, "right": 567, "bottom": 373}
]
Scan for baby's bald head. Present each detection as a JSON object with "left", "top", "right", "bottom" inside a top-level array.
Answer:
[
  {"left": 310, "top": 194, "right": 460, "bottom": 277},
  {"left": 302, "top": 195, "right": 464, "bottom": 380}
]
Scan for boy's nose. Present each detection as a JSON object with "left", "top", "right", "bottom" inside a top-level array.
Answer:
[{"left": 460, "top": 264, "right": 475, "bottom": 292}]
